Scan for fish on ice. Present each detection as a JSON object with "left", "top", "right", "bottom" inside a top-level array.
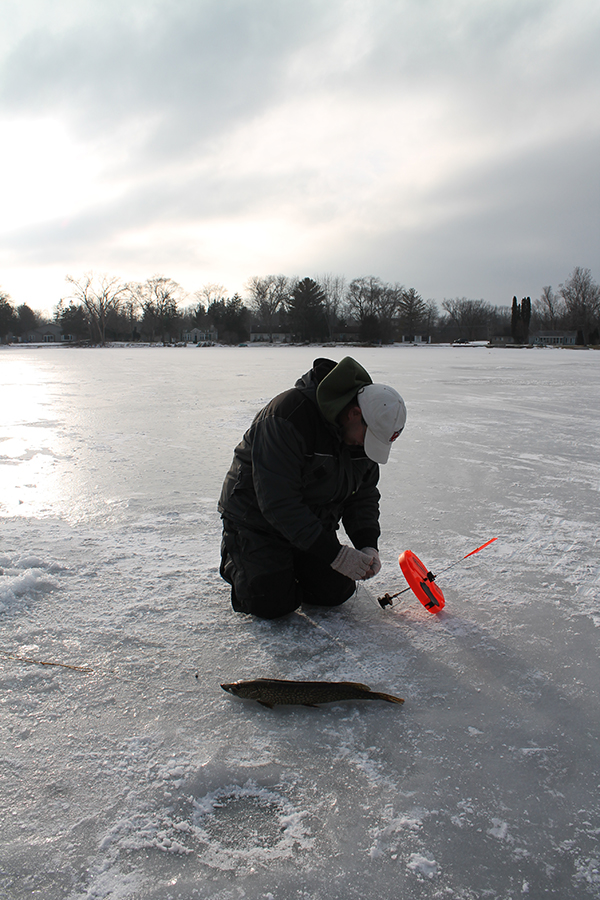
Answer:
[{"left": 220, "top": 678, "right": 405, "bottom": 708}]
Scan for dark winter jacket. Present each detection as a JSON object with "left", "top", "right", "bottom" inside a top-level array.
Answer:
[{"left": 218, "top": 357, "right": 381, "bottom": 563}]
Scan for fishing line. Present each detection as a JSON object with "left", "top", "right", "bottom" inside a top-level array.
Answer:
[
  {"left": 0, "top": 648, "right": 196, "bottom": 695},
  {"left": 0, "top": 649, "right": 94, "bottom": 673},
  {"left": 373, "top": 537, "right": 498, "bottom": 611},
  {"left": 432, "top": 537, "right": 498, "bottom": 578},
  {"left": 297, "top": 603, "right": 372, "bottom": 676}
]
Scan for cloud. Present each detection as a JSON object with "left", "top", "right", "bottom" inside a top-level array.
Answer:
[
  {"left": 1, "top": 0, "right": 331, "bottom": 158},
  {"left": 318, "top": 130, "right": 600, "bottom": 302},
  {"left": 1, "top": 0, "right": 599, "bottom": 311}
]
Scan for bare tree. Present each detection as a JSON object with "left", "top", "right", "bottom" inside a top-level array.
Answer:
[
  {"left": 345, "top": 276, "right": 384, "bottom": 322},
  {"left": 372, "top": 283, "right": 401, "bottom": 342},
  {"left": 345, "top": 276, "right": 389, "bottom": 341},
  {"left": 134, "top": 275, "right": 185, "bottom": 343},
  {"left": 195, "top": 283, "right": 228, "bottom": 307},
  {"left": 423, "top": 300, "right": 439, "bottom": 336},
  {"left": 318, "top": 273, "right": 346, "bottom": 340},
  {"left": 346, "top": 277, "right": 379, "bottom": 342},
  {"left": 121, "top": 293, "right": 142, "bottom": 340},
  {"left": 441, "top": 298, "right": 494, "bottom": 341},
  {"left": 534, "top": 286, "right": 564, "bottom": 331},
  {"left": 65, "top": 273, "right": 130, "bottom": 345},
  {"left": 245, "top": 275, "right": 290, "bottom": 332},
  {"left": 558, "top": 267, "right": 600, "bottom": 343},
  {"left": 488, "top": 304, "right": 511, "bottom": 337}
]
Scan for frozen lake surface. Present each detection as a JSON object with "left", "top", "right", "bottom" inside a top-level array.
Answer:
[{"left": 1, "top": 344, "right": 599, "bottom": 899}]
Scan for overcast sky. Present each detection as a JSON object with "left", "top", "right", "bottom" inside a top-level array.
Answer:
[{"left": 1, "top": 0, "right": 599, "bottom": 315}]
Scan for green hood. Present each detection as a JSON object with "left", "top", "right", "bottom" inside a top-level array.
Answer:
[{"left": 316, "top": 357, "right": 373, "bottom": 424}]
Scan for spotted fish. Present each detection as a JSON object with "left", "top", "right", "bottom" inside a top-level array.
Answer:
[{"left": 221, "top": 678, "right": 404, "bottom": 708}]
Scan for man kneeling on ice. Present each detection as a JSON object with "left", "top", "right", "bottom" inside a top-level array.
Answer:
[{"left": 218, "top": 356, "right": 406, "bottom": 619}]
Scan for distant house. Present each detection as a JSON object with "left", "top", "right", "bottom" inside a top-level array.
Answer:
[
  {"left": 401, "top": 334, "right": 430, "bottom": 344},
  {"left": 531, "top": 330, "right": 577, "bottom": 346},
  {"left": 331, "top": 325, "right": 360, "bottom": 342},
  {"left": 19, "top": 323, "right": 64, "bottom": 343},
  {"left": 250, "top": 325, "right": 293, "bottom": 343},
  {"left": 182, "top": 327, "right": 218, "bottom": 344},
  {"left": 489, "top": 334, "right": 514, "bottom": 346}
]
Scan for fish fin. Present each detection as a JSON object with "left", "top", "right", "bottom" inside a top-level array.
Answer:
[
  {"left": 342, "top": 681, "right": 373, "bottom": 691},
  {"left": 257, "top": 700, "right": 274, "bottom": 708},
  {"left": 302, "top": 703, "right": 321, "bottom": 708},
  {"left": 374, "top": 692, "right": 405, "bottom": 704}
]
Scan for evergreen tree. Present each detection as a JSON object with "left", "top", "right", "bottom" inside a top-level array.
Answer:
[
  {"left": 0, "top": 292, "right": 16, "bottom": 343},
  {"left": 55, "top": 300, "right": 91, "bottom": 340},
  {"left": 14, "top": 304, "right": 39, "bottom": 337},
  {"left": 511, "top": 296, "right": 531, "bottom": 343},
  {"left": 521, "top": 297, "right": 531, "bottom": 343},
  {"left": 511, "top": 296, "right": 520, "bottom": 342},
  {"left": 287, "top": 277, "right": 328, "bottom": 342},
  {"left": 207, "top": 294, "right": 249, "bottom": 344},
  {"left": 397, "top": 287, "right": 427, "bottom": 339}
]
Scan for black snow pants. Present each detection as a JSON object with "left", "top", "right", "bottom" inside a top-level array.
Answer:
[{"left": 220, "top": 520, "right": 356, "bottom": 619}]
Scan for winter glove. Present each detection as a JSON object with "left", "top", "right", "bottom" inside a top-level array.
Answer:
[
  {"left": 361, "top": 547, "right": 381, "bottom": 578},
  {"left": 330, "top": 546, "right": 374, "bottom": 581}
]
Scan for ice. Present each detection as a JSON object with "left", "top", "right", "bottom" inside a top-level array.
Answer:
[
  {"left": 406, "top": 852, "right": 438, "bottom": 878},
  {"left": 1, "top": 344, "right": 599, "bottom": 899},
  {"left": 0, "top": 558, "right": 59, "bottom": 611}
]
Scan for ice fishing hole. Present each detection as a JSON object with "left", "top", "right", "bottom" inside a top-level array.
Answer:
[{"left": 194, "top": 787, "right": 291, "bottom": 851}]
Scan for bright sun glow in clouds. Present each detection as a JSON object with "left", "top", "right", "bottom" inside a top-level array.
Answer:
[{"left": 0, "top": 118, "right": 110, "bottom": 230}]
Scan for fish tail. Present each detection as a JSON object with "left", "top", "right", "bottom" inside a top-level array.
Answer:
[{"left": 373, "top": 691, "right": 405, "bottom": 704}]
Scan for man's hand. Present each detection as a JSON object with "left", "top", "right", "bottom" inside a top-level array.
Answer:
[
  {"left": 331, "top": 546, "right": 375, "bottom": 581},
  {"left": 361, "top": 547, "right": 381, "bottom": 578}
]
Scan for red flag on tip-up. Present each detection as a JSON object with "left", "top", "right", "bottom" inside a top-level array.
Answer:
[{"left": 461, "top": 537, "right": 498, "bottom": 559}]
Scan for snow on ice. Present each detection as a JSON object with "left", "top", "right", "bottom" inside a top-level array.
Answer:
[{"left": 1, "top": 344, "right": 599, "bottom": 899}]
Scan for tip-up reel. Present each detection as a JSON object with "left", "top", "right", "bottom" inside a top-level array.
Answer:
[{"left": 377, "top": 538, "right": 497, "bottom": 614}]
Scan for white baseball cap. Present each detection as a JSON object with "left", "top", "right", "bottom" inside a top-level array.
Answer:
[{"left": 357, "top": 384, "right": 407, "bottom": 464}]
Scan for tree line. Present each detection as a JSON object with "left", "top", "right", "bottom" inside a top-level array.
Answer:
[{"left": 1, "top": 267, "right": 598, "bottom": 345}]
